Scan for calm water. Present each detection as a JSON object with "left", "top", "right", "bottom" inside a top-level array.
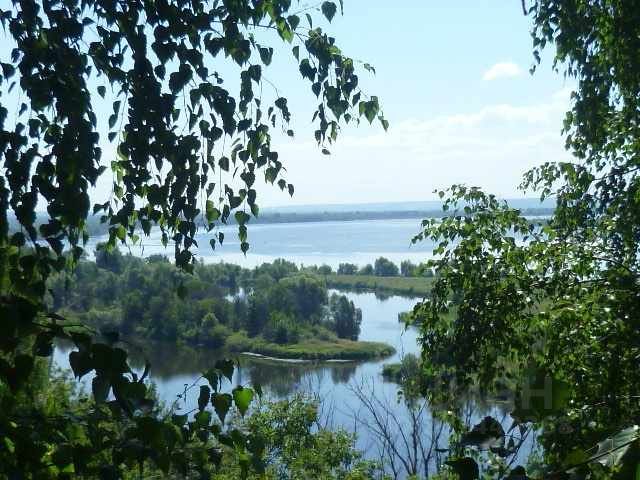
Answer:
[
  {"left": 54, "top": 290, "right": 525, "bottom": 477},
  {"left": 54, "top": 290, "right": 422, "bottom": 413},
  {"left": 87, "top": 218, "right": 435, "bottom": 268}
]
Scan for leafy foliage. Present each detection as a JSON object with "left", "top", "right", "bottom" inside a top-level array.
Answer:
[
  {"left": 328, "top": 292, "right": 362, "bottom": 340},
  {"left": 241, "top": 395, "right": 384, "bottom": 479},
  {"left": 0, "top": 0, "right": 385, "bottom": 476},
  {"left": 338, "top": 262, "right": 358, "bottom": 275},
  {"left": 52, "top": 253, "right": 369, "bottom": 353},
  {"left": 373, "top": 257, "right": 399, "bottom": 277},
  {"left": 413, "top": 1, "right": 640, "bottom": 477}
]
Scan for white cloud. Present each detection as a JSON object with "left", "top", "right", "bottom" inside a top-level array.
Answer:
[
  {"left": 269, "top": 89, "right": 572, "bottom": 205},
  {"left": 293, "top": 87, "right": 570, "bottom": 152},
  {"left": 482, "top": 62, "right": 522, "bottom": 81}
]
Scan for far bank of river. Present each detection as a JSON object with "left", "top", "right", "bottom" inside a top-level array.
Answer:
[{"left": 84, "top": 217, "right": 436, "bottom": 268}]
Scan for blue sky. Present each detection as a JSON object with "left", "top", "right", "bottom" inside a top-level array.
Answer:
[
  {"left": 236, "top": 0, "right": 574, "bottom": 207},
  {"left": 3, "top": 1, "right": 575, "bottom": 209}
]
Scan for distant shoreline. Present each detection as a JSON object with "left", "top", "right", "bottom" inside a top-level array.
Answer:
[
  {"left": 10, "top": 206, "right": 554, "bottom": 237},
  {"left": 234, "top": 207, "right": 554, "bottom": 226}
]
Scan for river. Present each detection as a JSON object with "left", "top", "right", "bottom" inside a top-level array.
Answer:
[
  {"left": 53, "top": 290, "right": 526, "bottom": 477},
  {"left": 54, "top": 218, "right": 534, "bottom": 477},
  {"left": 86, "top": 217, "right": 435, "bottom": 268}
]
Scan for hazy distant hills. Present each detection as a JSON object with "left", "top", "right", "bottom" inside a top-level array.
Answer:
[
  {"left": 252, "top": 198, "right": 554, "bottom": 225},
  {"left": 262, "top": 198, "right": 554, "bottom": 214},
  {"left": 261, "top": 198, "right": 555, "bottom": 215}
]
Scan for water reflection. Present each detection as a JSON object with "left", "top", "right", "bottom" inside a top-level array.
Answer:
[
  {"left": 52, "top": 291, "right": 535, "bottom": 478},
  {"left": 239, "top": 358, "right": 355, "bottom": 396},
  {"left": 330, "top": 364, "right": 358, "bottom": 384},
  {"left": 55, "top": 339, "right": 367, "bottom": 397}
]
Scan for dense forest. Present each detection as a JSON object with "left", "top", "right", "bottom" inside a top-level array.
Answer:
[{"left": 50, "top": 248, "right": 392, "bottom": 360}]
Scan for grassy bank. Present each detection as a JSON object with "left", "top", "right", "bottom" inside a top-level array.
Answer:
[
  {"left": 323, "top": 274, "right": 434, "bottom": 296},
  {"left": 230, "top": 336, "right": 395, "bottom": 361}
]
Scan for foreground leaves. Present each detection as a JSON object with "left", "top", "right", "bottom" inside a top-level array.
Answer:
[
  {"left": 0, "top": 0, "right": 385, "bottom": 477},
  {"left": 413, "top": 1, "right": 640, "bottom": 477}
]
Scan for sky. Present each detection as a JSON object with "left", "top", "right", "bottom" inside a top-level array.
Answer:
[
  {"left": 238, "top": 0, "right": 575, "bottom": 207},
  {"left": 3, "top": 1, "right": 575, "bottom": 209}
]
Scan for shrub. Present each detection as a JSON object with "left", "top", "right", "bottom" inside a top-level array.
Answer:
[
  {"left": 400, "top": 260, "right": 417, "bottom": 277},
  {"left": 328, "top": 293, "right": 362, "bottom": 340},
  {"left": 264, "top": 312, "right": 300, "bottom": 345},
  {"left": 337, "top": 263, "right": 358, "bottom": 275},
  {"left": 317, "top": 264, "right": 333, "bottom": 275},
  {"left": 358, "top": 264, "right": 374, "bottom": 275},
  {"left": 225, "top": 331, "right": 253, "bottom": 352},
  {"left": 201, "top": 321, "right": 232, "bottom": 348}
]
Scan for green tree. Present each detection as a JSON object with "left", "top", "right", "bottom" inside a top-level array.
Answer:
[
  {"left": 317, "top": 264, "right": 333, "bottom": 275},
  {"left": 400, "top": 260, "right": 416, "bottom": 277},
  {"left": 0, "top": 0, "right": 384, "bottom": 476},
  {"left": 337, "top": 262, "right": 358, "bottom": 275},
  {"left": 263, "top": 311, "right": 299, "bottom": 345},
  {"left": 198, "top": 312, "right": 224, "bottom": 347},
  {"left": 254, "top": 258, "right": 299, "bottom": 282},
  {"left": 146, "top": 254, "right": 170, "bottom": 264},
  {"left": 413, "top": 1, "right": 640, "bottom": 477},
  {"left": 328, "top": 293, "right": 362, "bottom": 340},
  {"left": 245, "top": 395, "right": 381, "bottom": 479},
  {"left": 121, "top": 291, "right": 145, "bottom": 335},
  {"left": 276, "top": 274, "right": 327, "bottom": 322},
  {"left": 373, "top": 257, "right": 398, "bottom": 277},
  {"left": 95, "top": 242, "right": 124, "bottom": 273},
  {"left": 247, "top": 293, "right": 270, "bottom": 338},
  {"left": 358, "top": 264, "right": 374, "bottom": 275}
]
